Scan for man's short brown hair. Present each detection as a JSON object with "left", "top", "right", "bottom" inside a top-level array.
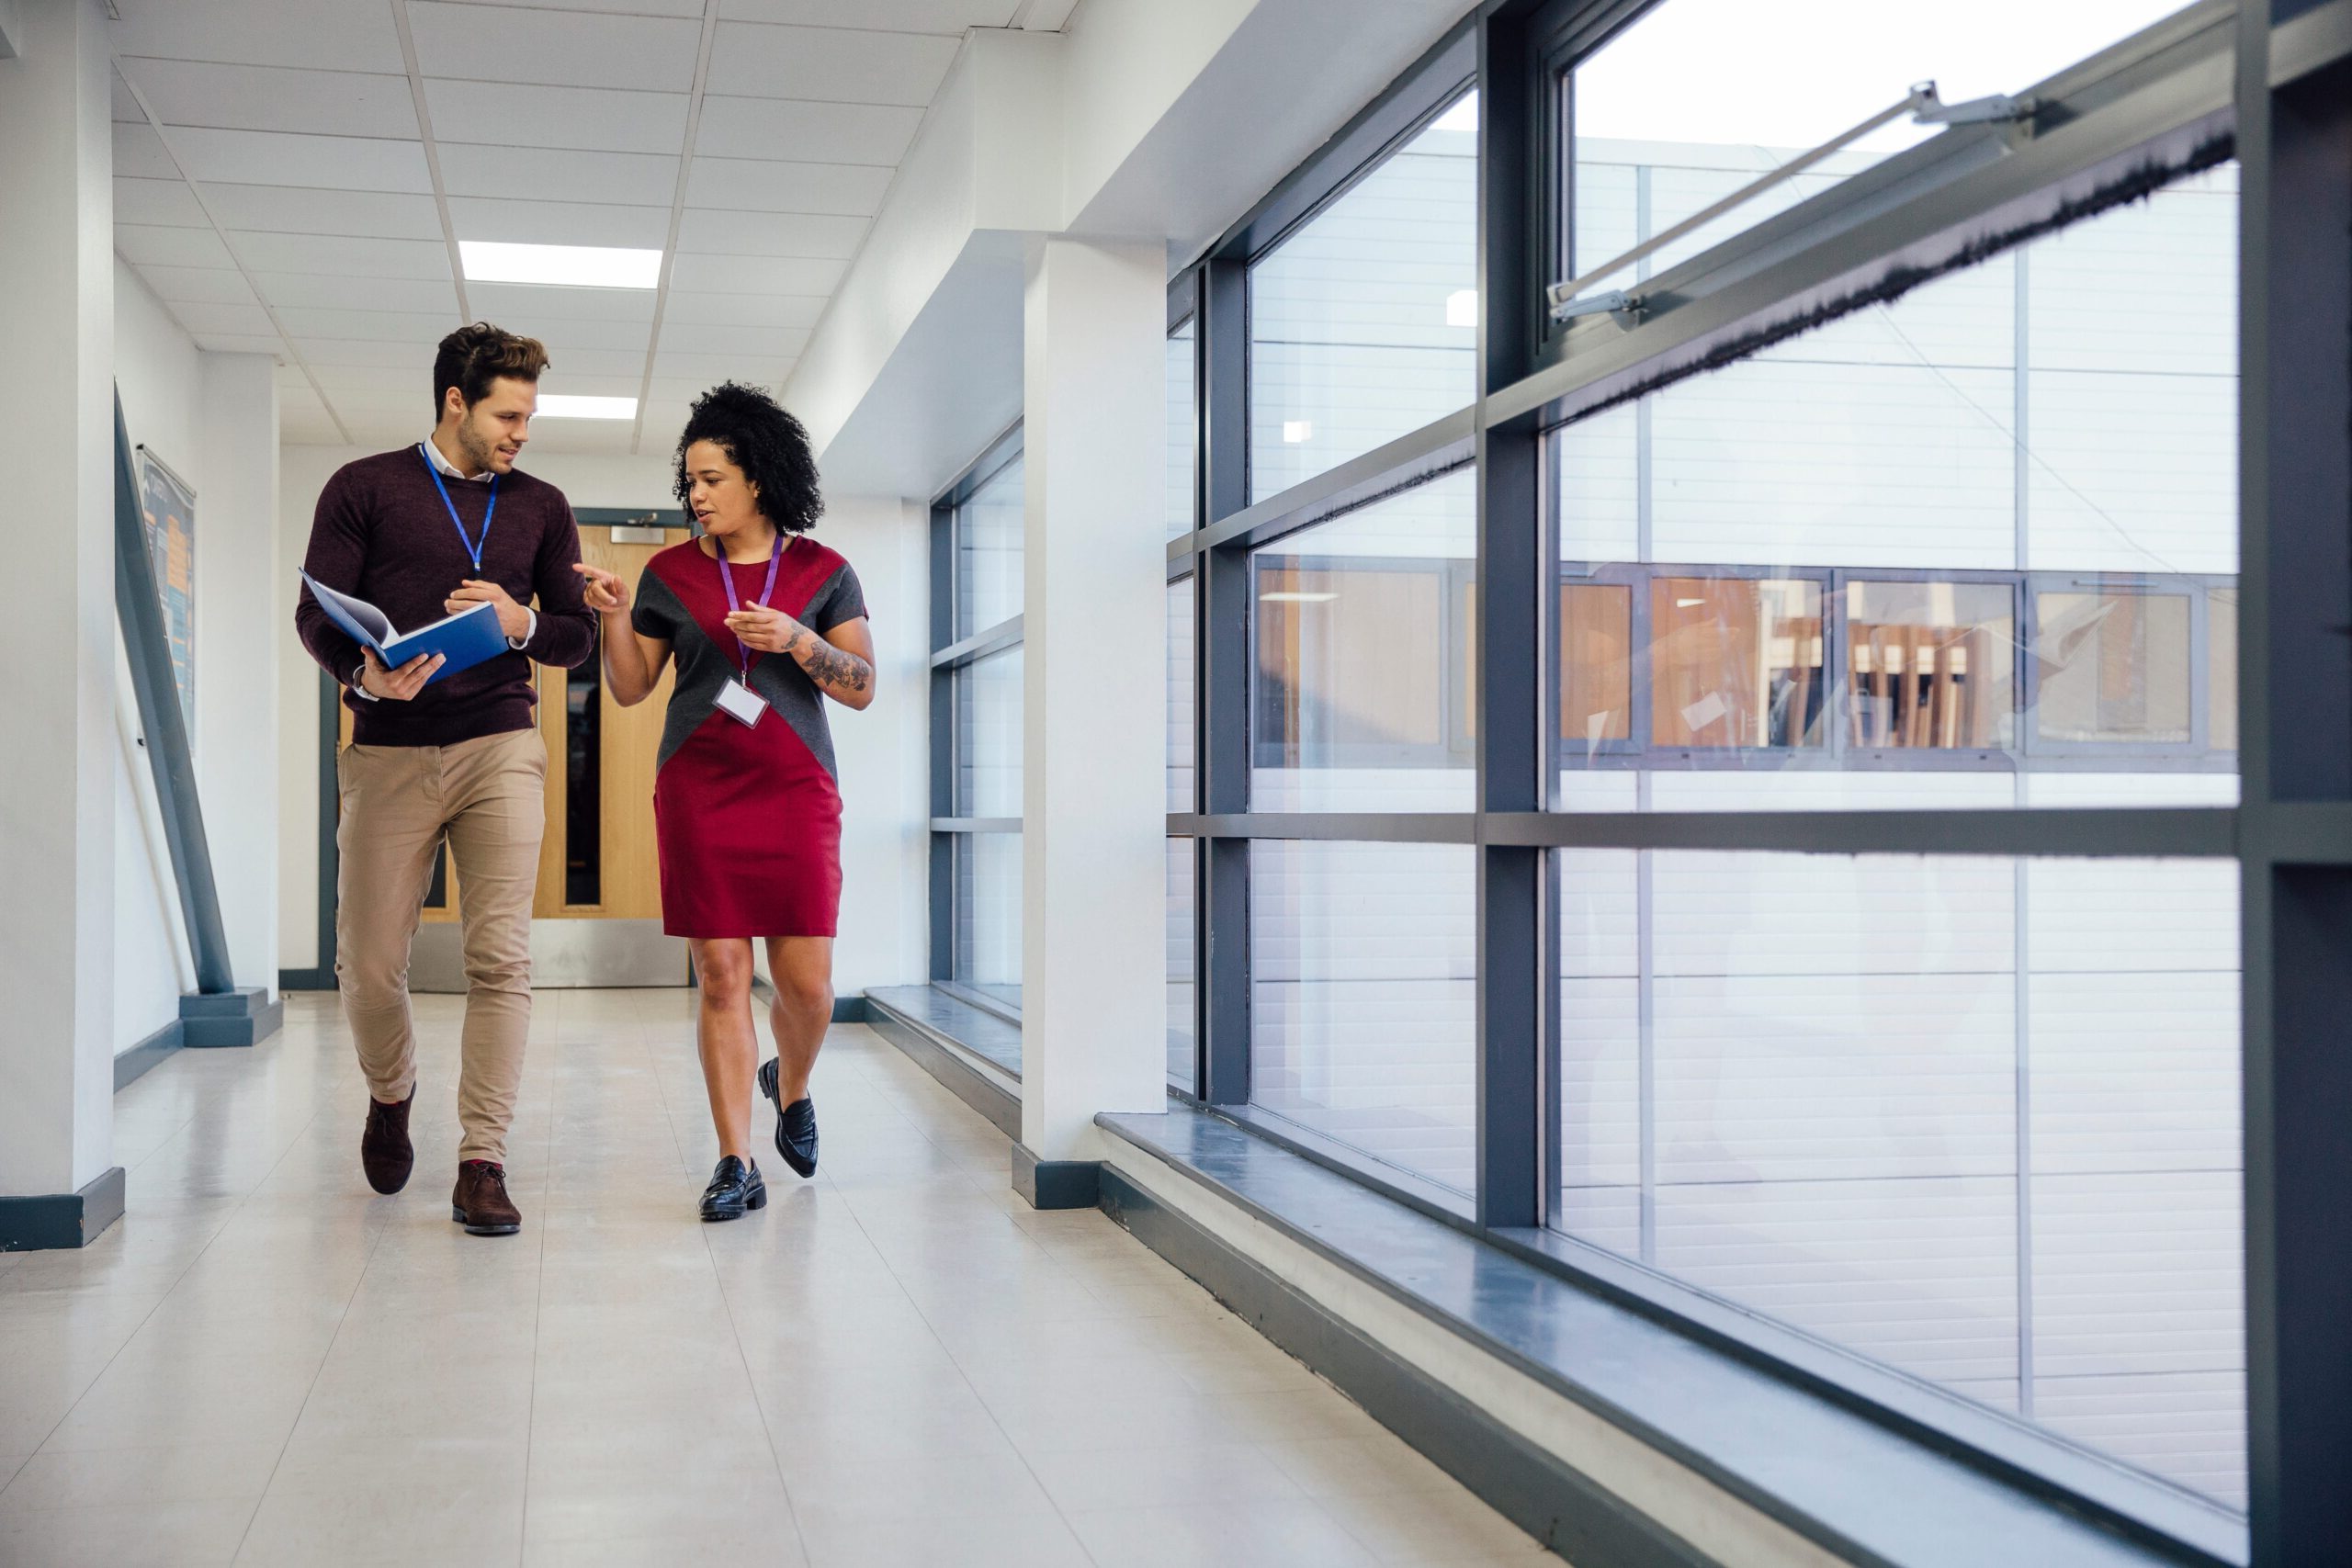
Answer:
[{"left": 432, "top": 322, "right": 549, "bottom": 418}]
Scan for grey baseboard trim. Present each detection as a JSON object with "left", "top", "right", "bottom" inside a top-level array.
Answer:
[
  {"left": 181, "top": 987, "right": 283, "bottom": 1047},
  {"left": 0, "top": 1166, "right": 128, "bottom": 1252},
  {"left": 115, "top": 1020, "right": 184, "bottom": 1090},
  {"left": 1097, "top": 1164, "right": 1709, "bottom": 1568},
  {"left": 278, "top": 966, "right": 334, "bottom": 992},
  {"left": 1012, "top": 1145, "right": 1099, "bottom": 1210},
  {"left": 864, "top": 993, "right": 1021, "bottom": 1139}
]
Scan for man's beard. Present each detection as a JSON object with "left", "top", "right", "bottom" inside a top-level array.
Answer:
[{"left": 458, "top": 416, "right": 502, "bottom": 474}]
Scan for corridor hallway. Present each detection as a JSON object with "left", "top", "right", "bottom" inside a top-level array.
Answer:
[{"left": 0, "top": 992, "right": 1544, "bottom": 1567}]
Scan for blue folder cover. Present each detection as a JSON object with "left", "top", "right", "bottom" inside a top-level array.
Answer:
[{"left": 300, "top": 571, "right": 511, "bottom": 685}]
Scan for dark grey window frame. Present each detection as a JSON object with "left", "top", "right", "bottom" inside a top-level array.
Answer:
[{"left": 1139, "top": 0, "right": 2352, "bottom": 1560}]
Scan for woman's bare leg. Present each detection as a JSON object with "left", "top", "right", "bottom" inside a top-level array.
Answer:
[
  {"left": 689, "top": 937, "right": 758, "bottom": 1161},
  {"left": 763, "top": 936, "right": 834, "bottom": 1103}
]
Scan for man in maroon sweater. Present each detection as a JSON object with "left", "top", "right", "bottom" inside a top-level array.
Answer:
[{"left": 295, "top": 322, "right": 595, "bottom": 1235}]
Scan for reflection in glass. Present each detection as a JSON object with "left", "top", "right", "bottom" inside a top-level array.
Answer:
[
  {"left": 954, "top": 647, "right": 1023, "bottom": 817},
  {"left": 952, "top": 832, "right": 1022, "bottom": 1013},
  {"left": 1169, "top": 577, "right": 1194, "bottom": 812},
  {"left": 565, "top": 662, "right": 601, "bottom": 906},
  {"left": 2208, "top": 587, "right": 2237, "bottom": 753},
  {"left": 1252, "top": 840, "right": 1476, "bottom": 1193},
  {"left": 1846, "top": 581, "right": 2015, "bottom": 750},
  {"left": 1649, "top": 577, "right": 1823, "bottom": 749},
  {"left": 2035, "top": 590, "right": 2191, "bottom": 744},
  {"left": 956, "top": 453, "right": 1024, "bottom": 637},
  {"left": 1169, "top": 321, "right": 1197, "bottom": 537},
  {"left": 1250, "top": 94, "right": 1476, "bottom": 500},
  {"left": 1168, "top": 840, "right": 1194, "bottom": 1090},
  {"left": 1251, "top": 468, "right": 1475, "bottom": 810},
  {"left": 1557, "top": 848, "right": 2245, "bottom": 1506},
  {"left": 1560, "top": 582, "right": 1634, "bottom": 750}
]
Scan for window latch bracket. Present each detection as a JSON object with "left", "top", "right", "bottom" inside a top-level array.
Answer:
[{"left": 1547, "top": 288, "right": 1642, "bottom": 327}]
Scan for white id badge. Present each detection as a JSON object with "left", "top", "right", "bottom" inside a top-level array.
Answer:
[{"left": 716, "top": 678, "right": 766, "bottom": 728}]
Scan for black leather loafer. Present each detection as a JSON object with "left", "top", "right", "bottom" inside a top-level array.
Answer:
[
  {"left": 758, "top": 1058, "right": 819, "bottom": 1179},
  {"left": 699, "top": 1155, "right": 767, "bottom": 1222}
]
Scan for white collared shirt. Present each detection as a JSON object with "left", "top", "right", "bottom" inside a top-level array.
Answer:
[{"left": 349, "top": 438, "right": 535, "bottom": 697}]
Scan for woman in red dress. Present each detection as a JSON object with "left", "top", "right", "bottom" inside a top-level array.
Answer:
[{"left": 575, "top": 383, "right": 875, "bottom": 1220}]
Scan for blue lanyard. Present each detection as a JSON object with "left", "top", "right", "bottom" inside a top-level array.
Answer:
[
  {"left": 716, "top": 533, "right": 785, "bottom": 678},
  {"left": 420, "top": 444, "right": 498, "bottom": 571}
]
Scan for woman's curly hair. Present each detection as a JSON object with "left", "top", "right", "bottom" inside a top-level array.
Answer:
[{"left": 673, "top": 381, "right": 823, "bottom": 535}]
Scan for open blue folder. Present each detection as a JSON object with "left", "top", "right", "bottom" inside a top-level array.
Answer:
[{"left": 300, "top": 571, "right": 511, "bottom": 686}]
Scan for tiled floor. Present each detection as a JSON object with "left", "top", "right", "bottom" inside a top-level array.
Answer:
[{"left": 0, "top": 990, "right": 1550, "bottom": 1567}]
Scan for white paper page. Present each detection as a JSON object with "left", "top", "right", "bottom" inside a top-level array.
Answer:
[{"left": 300, "top": 571, "right": 393, "bottom": 647}]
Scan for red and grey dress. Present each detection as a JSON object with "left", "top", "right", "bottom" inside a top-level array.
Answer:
[{"left": 630, "top": 536, "right": 867, "bottom": 939}]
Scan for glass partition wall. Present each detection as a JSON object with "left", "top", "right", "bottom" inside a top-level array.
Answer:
[{"left": 1136, "top": 0, "right": 2352, "bottom": 1554}]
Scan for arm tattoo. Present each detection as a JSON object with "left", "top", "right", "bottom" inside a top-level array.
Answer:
[{"left": 789, "top": 629, "right": 872, "bottom": 698}]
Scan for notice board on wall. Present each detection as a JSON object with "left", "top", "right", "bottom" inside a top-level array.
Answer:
[{"left": 136, "top": 445, "right": 197, "bottom": 737}]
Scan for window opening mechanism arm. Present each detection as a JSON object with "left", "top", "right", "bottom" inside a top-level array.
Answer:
[{"left": 1546, "top": 80, "right": 2040, "bottom": 326}]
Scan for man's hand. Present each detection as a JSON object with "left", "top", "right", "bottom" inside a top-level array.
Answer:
[
  {"left": 573, "top": 561, "right": 631, "bottom": 615},
  {"left": 723, "top": 604, "right": 805, "bottom": 654},
  {"left": 359, "top": 647, "right": 443, "bottom": 701},
  {"left": 446, "top": 579, "right": 532, "bottom": 641}
]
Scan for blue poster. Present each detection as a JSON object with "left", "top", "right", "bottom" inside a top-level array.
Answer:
[{"left": 136, "top": 447, "right": 197, "bottom": 736}]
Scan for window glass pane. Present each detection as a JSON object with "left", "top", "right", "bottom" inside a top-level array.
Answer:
[
  {"left": 951, "top": 833, "right": 1022, "bottom": 1013},
  {"left": 1168, "top": 840, "right": 1194, "bottom": 1090},
  {"left": 1169, "top": 576, "right": 1194, "bottom": 813},
  {"left": 1568, "top": 1, "right": 2195, "bottom": 287},
  {"left": 1846, "top": 581, "right": 2016, "bottom": 750},
  {"left": 1648, "top": 576, "right": 1824, "bottom": 749},
  {"left": 1551, "top": 167, "right": 2237, "bottom": 810},
  {"left": 1253, "top": 840, "right": 1475, "bottom": 1194},
  {"left": 1252, "top": 467, "right": 1475, "bottom": 810},
  {"left": 1250, "top": 93, "right": 1476, "bottom": 501},
  {"left": 2034, "top": 590, "right": 2191, "bottom": 744},
  {"left": 1557, "top": 849, "right": 2245, "bottom": 1507},
  {"left": 956, "top": 453, "right": 1023, "bottom": 637},
  {"left": 2208, "top": 587, "right": 2237, "bottom": 753},
  {"left": 954, "top": 647, "right": 1023, "bottom": 817},
  {"left": 1168, "top": 320, "right": 1197, "bottom": 537}
]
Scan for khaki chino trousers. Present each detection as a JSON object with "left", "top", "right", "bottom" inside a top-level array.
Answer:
[{"left": 334, "top": 728, "right": 546, "bottom": 1164}]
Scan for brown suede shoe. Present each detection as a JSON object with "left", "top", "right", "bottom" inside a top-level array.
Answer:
[
  {"left": 360, "top": 1089, "right": 415, "bottom": 1195},
  {"left": 450, "top": 1160, "right": 522, "bottom": 1236}
]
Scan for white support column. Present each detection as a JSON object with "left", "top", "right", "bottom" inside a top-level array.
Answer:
[
  {"left": 1016, "top": 236, "right": 1167, "bottom": 1205},
  {"left": 0, "top": 0, "right": 120, "bottom": 1243},
  {"left": 196, "top": 353, "right": 282, "bottom": 997}
]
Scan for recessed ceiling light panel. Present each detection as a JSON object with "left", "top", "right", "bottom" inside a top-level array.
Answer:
[
  {"left": 459, "top": 241, "right": 662, "bottom": 290},
  {"left": 536, "top": 395, "right": 639, "bottom": 421}
]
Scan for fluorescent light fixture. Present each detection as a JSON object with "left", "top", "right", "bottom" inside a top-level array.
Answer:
[
  {"left": 1261, "top": 592, "right": 1339, "bottom": 604},
  {"left": 536, "top": 395, "right": 638, "bottom": 421},
  {"left": 1282, "top": 420, "right": 1314, "bottom": 444},
  {"left": 1445, "top": 289, "right": 1478, "bottom": 328},
  {"left": 459, "top": 240, "right": 661, "bottom": 289}
]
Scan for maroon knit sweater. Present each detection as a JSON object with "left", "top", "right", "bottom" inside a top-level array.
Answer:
[{"left": 296, "top": 446, "right": 597, "bottom": 747}]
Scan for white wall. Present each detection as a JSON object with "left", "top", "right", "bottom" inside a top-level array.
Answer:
[{"left": 277, "top": 445, "right": 929, "bottom": 997}]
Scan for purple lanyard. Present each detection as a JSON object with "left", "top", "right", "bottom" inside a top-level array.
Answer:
[{"left": 716, "top": 534, "right": 785, "bottom": 678}]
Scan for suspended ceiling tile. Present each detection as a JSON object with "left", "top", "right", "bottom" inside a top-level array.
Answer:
[
  {"left": 251, "top": 272, "right": 462, "bottom": 315},
  {"left": 673, "top": 208, "right": 866, "bottom": 260},
  {"left": 198, "top": 184, "right": 444, "bottom": 240},
  {"left": 227, "top": 231, "right": 453, "bottom": 280},
  {"left": 424, "top": 79, "right": 690, "bottom": 157},
  {"left": 118, "top": 58, "right": 419, "bottom": 139},
  {"left": 114, "top": 121, "right": 178, "bottom": 179},
  {"left": 693, "top": 96, "right": 922, "bottom": 166},
  {"left": 161, "top": 127, "right": 433, "bottom": 196},
  {"left": 704, "top": 21, "right": 959, "bottom": 106},
  {"left": 430, "top": 0, "right": 705, "bottom": 15},
  {"left": 656, "top": 321, "right": 810, "bottom": 358},
  {"left": 169, "top": 299, "right": 280, "bottom": 337},
  {"left": 666, "top": 252, "right": 843, "bottom": 296},
  {"left": 135, "top": 264, "right": 261, "bottom": 306},
  {"left": 117, "top": 224, "right": 237, "bottom": 269},
  {"left": 192, "top": 332, "right": 288, "bottom": 355},
  {"left": 116, "top": 176, "right": 209, "bottom": 227},
  {"left": 661, "top": 290, "right": 828, "bottom": 329},
  {"left": 684, "top": 156, "right": 889, "bottom": 217},
  {"left": 533, "top": 370, "right": 647, "bottom": 399},
  {"left": 406, "top": 2, "right": 705, "bottom": 93},
  {"left": 467, "top": 281, "right": 658, "bottom": 325},
  {"left": 292, "top": 337, "right": 437, "bottom": 368},
  {"left": 652, "top": 349, "right": 797, "bottom": 382},
  {"left": 527, "top": 317, "right": 655, "bottom": 355},
  {"left": 445, "top": 196, "right": 673, "bottom": 250},
  {"left": 436, "top": 143, "right": 679, "bottom": 207},
  {"left": 648, "top": 377, "right": 717, "bottom": 403},
  {"left": 110, "top": 0, "right": 409, "bottom": 75},
  {"left": 718, "top": 0, "right": 1016, "bottom": 29},
  {"left": 272, "top": 306, "right": 467, "bottom": 344},
  {"left": 304, "top": 361, "right": 432, "bottom": 394},
  {"left": 514, "top": 345, "right": 650, "bottom": 378}
]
